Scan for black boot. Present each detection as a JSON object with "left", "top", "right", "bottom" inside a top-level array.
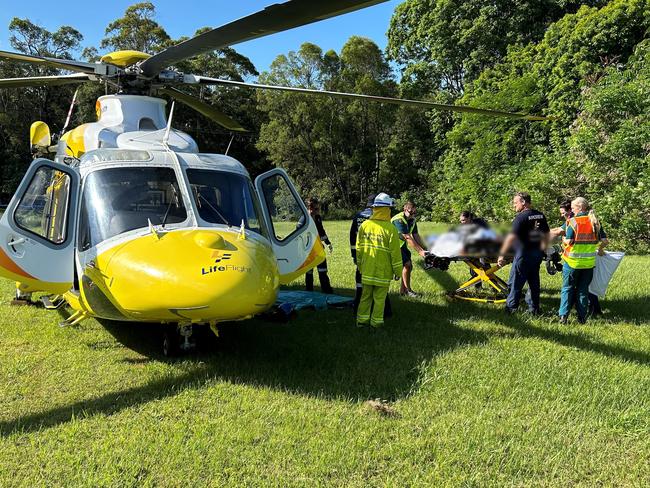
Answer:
[{"left": 306, "top": 270, "right": 314, "bottom": 292}]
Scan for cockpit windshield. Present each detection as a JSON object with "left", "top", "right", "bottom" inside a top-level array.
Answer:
[
  {"left": 79, "top": 167, "right": 187, "bottom": 250},
  {"left": 186, "top": 169, "right": 267, "bottom": 237}
]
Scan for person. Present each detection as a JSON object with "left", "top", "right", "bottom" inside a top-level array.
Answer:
[
  {"left": 305, "top": 197, "right": 333, "bottom": 294},
  {"left": 498, "top": 192, "right": 550, "bottom": 314},
  {"left": 459, "top": 210, "right": 490, "bottom": 229},
  {"left": 558, "top": 197, "right": 608, "bottom": 324},
  {"left": 550, "top": 200, "right": 573, "bottom": 239},
  {"left": 459, "top": 210, "right": 490, "bottom": 289},
  {"left": 391, "top": 200, "right": 427, "bottom": 297},
  {"left": 356, "top": 193, "right": 403, "bottom": 328},
  {"left": 551, "top": 199, "right": 605, "bottom": 317},
  {"left": 350, "top": 193, "right": 392, "bottom": 317}
]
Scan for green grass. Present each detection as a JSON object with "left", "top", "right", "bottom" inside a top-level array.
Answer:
[{"left": 1, "top": 221, "right": 649, "bottom": 486}]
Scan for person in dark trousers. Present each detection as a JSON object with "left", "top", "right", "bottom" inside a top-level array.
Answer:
[
  {"left": 350, "top": 194, "right": 392, "bottom": 316},
  {"left": 498, "top": 192, "right": 550, "bottom": 314},
  {"left": 305, "top": 197, "right": 333, "bottom": 294},
  {"left": 552, "top": 199, "right": 607, "bottom": 319}
]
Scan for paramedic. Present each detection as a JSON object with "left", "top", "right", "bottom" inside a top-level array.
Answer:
[
  {"left": 558, "top": 197, "right": 608, "bottom": 324},
  {"left": 391, "top": 201, "right": 427, "bottom": 297}
]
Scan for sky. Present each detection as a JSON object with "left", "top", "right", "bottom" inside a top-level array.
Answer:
[{"left": 0, "top": 0, "right": 402, "bottom": 74}]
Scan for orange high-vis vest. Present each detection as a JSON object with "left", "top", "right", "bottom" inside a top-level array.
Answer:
[{"left": 562, "top": 215, "right": 599, "bottom": 269}]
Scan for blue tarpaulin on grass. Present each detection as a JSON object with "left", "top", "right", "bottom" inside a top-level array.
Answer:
[{"left": 275, "top": 291, "right": 354, "bottom": 311}]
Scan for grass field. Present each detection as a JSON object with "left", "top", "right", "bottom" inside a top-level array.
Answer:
[{"left": 1, "top": 221, "right": 649, "bottom": 486}]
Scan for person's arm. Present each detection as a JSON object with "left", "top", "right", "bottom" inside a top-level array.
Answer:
[
  {"left": 498, "top": 233, "right": 517, "bottom": 267},
  {"left": 390, "top": 230, "right": 404, "bottom": 280},
  {"left": 598, "top": 238, "right": 608, "bottom": 256},
  {"left": 404, "top": 233, "right": 426, "bottom": 257},
  {"left": 550, "top": 227, "right": 565, "bottom": 239},
  {"left": 349, "top": 218, "right": 358, "bottom": 263},
  {"left": 315, "top": 215, "right": 332, "bottom": 252},
  {"left": 356, "top": 226, "right": 365, "bottom": 270}
]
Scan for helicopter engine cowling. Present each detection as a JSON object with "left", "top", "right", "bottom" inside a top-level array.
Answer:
[{"left": 87, "top": 229, "right": 279, "bottom": 323}]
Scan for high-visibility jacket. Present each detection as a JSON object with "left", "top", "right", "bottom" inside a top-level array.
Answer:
[
  {"left": 562, "top": 215, "right": 599, "bottom": 269},
  {"left": 356, "top": 208, "right": 403, "bottom": 287},
  {"left": 391, "top": 211, "right": 417, "bottom": 248}
]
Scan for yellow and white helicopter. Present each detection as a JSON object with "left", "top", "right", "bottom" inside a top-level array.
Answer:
[{"left": 0, "top": 0, "right": 545, "bottom": 354}]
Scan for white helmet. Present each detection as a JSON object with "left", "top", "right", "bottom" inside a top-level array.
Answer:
[{"left": 372, "top": 192, "right": 394, "bottom": 207}]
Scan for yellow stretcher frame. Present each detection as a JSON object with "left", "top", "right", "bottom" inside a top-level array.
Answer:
[{"left": 446, "top": 257, "right": 509, "bottom": 304}]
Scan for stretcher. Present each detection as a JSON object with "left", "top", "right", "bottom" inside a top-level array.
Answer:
[{"left": 424, "top": 254, "right": 510, "bottom": 304}]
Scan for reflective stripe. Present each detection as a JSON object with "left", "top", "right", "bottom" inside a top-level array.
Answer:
[
  {"left": 565, "top": 251, "right": 596, "bottom": 258},
  {"left": 362, "top": 276, "right": 391, "bottom": 285},
  {"left": 356, "top": 284, "right": 363, "bottom": 289},
  {"left": 350, "top": 245, "right": 356, "bottom": 250},
  {"left": 357, "top": 243, "right": 391, "bottom": 252},
  {"left": 563, "top": 215, "right": 598, "bottom": 269}
]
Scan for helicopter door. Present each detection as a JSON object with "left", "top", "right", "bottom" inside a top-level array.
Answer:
[
  {"left": 0, "top": 159, "right": 79, "bottom": 294},
  {"left": 255, "top": 168, "right": 325, "bottom": 285}
]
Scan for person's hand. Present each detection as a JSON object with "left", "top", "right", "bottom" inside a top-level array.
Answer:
[
  {"left": 497, "top": 255, "right": 506, "bottom": 268},
  {"left": 598, "top": 248, "right": 605, "bottom": 256},
  {"left": 418, "top": 249, "right": 426, "bottom": 258},
  {"left": 327, "top": 243, "right": 333, "bottom": 254}
]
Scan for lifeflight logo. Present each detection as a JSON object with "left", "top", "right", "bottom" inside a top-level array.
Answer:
[{"left": 202, "top": 251, "right": 251, "bottom": 275}]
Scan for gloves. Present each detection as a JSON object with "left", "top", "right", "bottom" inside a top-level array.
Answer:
[{"left": 327, "top": 243, "right": 333, "bottom": 254}]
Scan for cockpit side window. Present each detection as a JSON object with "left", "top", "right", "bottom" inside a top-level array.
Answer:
[
  {"left": 138, "top": 117, "right": 158, "bottom": 131},
  {"left": 186, "top": 169, "right": 268, "bottom": 238},
  {"left": 78, "top": 167, "right": 187, "bottom": 250}
]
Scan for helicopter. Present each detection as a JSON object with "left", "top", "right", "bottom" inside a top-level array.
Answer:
[{"left": 0, "top": 0, "right": 547, "bottom": 355}]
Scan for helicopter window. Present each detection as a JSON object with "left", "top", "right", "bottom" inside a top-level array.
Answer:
[
  {"left": 187, "top": 169, "right": 267, "bottom": 237},
  {"left": 78, "top": 167, "right": 187, "bottom": 249},
  {"left": 14, "top": 166, "right": 71, "bottom": 245},
  {"left": 259, "top": 173, "right": 307, "bottom": 242},
  {"left": 138, "top": 118, "right": 158, "bottom": 131}
]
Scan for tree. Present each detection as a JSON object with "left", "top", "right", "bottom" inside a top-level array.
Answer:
[
  {"left": 100, "top": 2, "right": 170, "bottom": 53},
  {"left": 0, "top": 18, "right": 83, "bottom": 197},
  {"left": 256, "top": 38, "right": 398, "bottom": 212},
  {"left": 386, "top": 0, "right": 606, "bottom": 96}
]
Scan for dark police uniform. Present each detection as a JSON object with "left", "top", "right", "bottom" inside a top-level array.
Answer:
[
  {"left": 306, "top": 214, "right": 333, "bottom": 293},
  {"left": 506, "top": 208, "right": 550, "bottom": 313},
  {"left": 350, "top": 206, "right": 392, "bottom": 316}
]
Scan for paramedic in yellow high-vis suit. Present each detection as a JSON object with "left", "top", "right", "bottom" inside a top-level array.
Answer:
[{"left": 355, "top": 193, "right": 403, "bottom": 328}]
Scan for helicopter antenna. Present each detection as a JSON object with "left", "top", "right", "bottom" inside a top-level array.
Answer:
[
  {"left": 60, "top": 87, "right": 79, "bottom": 136},
  {"left": 225, "top": 134, "right": 235, "bottom": 156},
  {"left": 163, "top": 100, "right": 176, "bottom": 147}
]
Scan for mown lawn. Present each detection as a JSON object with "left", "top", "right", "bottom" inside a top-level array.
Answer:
[{"left": 1, "top": 221, "right": 649, "bottom": 486}]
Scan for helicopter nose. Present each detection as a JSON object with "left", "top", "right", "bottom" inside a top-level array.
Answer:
[{"left": 96, "top": 229, "right": 279, "bottom": 322}]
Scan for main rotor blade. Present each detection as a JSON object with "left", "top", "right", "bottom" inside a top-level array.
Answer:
[
  {"left": 158, "top": 87, "right": 247, "bottom": 132},
  {"left": 139, "top": 0, "right": 387, "bottom": 77},
  {"left": 0, "top": 73, "right": 91, "bottom": 88},
  {"left": 192, "top": 77, "right": 550, "bottom": 121},
  {"left": 0, "top": 49, "right": 103, "bottom": 75}
]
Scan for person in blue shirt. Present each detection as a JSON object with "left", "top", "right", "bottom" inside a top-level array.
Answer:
[{"left": 498, "top": 192, "right": 550, "bottom": 314}]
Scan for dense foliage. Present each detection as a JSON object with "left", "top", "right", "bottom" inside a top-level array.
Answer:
[{"left": 0, "top": 0, "right": 648, "bottom": 249}]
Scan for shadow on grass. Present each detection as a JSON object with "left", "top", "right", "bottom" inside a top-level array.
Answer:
[
  {"left": 0, "top": 297, "right": 489, "bottom": 436},
  {"left": 2, "top": 271, "right": 647, "bottom": 437},
  {"left": 431, "top": 267, "right": 650, "bottom": 365}
]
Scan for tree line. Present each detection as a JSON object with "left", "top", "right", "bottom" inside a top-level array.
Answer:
[{"left": 0, "top": 1, "right": 648, "bottom": 251}]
